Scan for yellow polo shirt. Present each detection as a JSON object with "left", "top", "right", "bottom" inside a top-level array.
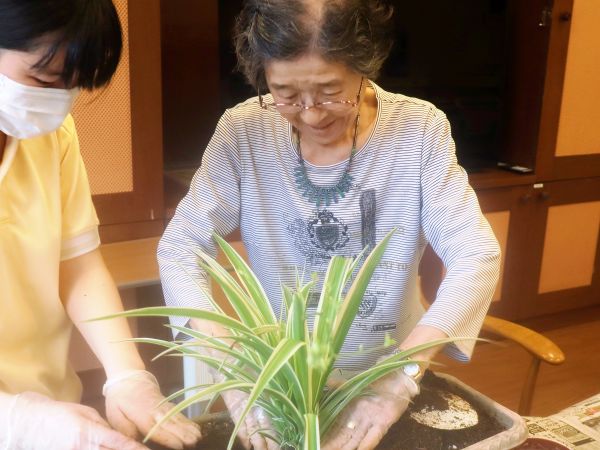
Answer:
[{"left": 0, "top": 115, "right": 100, "bottom": 402}]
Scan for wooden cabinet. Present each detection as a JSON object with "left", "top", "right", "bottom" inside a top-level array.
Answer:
[
  {"left": 476, "top": 179, "right": 600, "bottom": 320},
  {"left": 480, "top": 0, "right": 600, "bottom": 319}
]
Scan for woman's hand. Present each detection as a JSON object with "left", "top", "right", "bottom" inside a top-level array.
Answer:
[
  {"left": 188, "top": 319, "right": 279, "bottom": 449},
  {"left": 321, "top": 370, "right": 419, "bottom": 450},
  {"left": 103, "top": 370, "right": 202, "bottom": 449},
  {"left": 2, "top": 391, "right": 149, "bottom": 450},
  {"left": 221, "top": 389, "right": 280, "bottom": 450}
]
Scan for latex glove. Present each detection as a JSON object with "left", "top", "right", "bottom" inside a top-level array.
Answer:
[
  {"left": 203, "top": 344, "right": 279, "bottom": 450},
  {"left": 321, "top": 370, "right": 419, "bottom": 450},
  {"left": 103, "top": 370, "right": 201, "bottom": 449},
  {"left": 2, "top": 391, "right": 149, "bottom": 450},
  {"left": 221, "top": 389, "right": 280, "bottom": 450}
]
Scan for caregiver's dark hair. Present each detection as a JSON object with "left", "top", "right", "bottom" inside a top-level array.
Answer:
[
  {"left": 234, "top": 0, "right": 394, "bottom": 90},
  {"left": 0, "top": 0, "right": 122, "bottom": 89}
]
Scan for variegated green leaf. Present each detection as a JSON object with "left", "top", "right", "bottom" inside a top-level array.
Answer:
[{"left": 228, "top": 338, "right": 306, "bottom": 450}]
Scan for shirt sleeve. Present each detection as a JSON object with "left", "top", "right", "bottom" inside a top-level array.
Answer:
[
  {"left": 158, "top": 110, "right": 242, "bottom": 332},
  {"left": 58, "top": 115, "right": 100, "bottom": 261},
  {"left": 418, "top": 108, "right": 501, "bottom": 361}
]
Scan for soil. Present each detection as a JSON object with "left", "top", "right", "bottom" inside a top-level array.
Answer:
[
  {"left": 150, "top": 372, "right": 508, "bottom": 450},
  {"left": 149, "top": 417, "right": 245, "bottom": 450},
  {"left": 375, "top": 371, "right": 506, "bottom": 450}
]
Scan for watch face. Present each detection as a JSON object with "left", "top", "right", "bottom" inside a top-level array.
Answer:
[{"left": 403, "top": 362, "right": 420, "bottom": 378}]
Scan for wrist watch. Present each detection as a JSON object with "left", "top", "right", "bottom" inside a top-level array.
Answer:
[
  {"left": 402, "top": 360, "right": 425, "bottom": 384},
  {"left": 391, "top": 347, "right": 427, "bottom": 384}
]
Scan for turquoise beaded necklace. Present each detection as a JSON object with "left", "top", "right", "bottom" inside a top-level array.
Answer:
[{"left": 293, "top": 111, "right": 361, "bottom": 209}]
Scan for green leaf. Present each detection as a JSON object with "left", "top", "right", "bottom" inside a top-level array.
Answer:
[
  {"left": 312, "top": 256, "right": 353, "bottom": 351},
  {"left": 158, "top": 383, "right": 215, "bottom": 407},
  {"left": 213, "top": 234, "right": 278, "bottom": 328},
  {"left": 89, "top": 306, "right": 254, "bottom": 335},
  {"left": 303, "top": 413, "right": 320, "bottom": 450},
  {"left": 164, "top": 325, "right": 269, "bottom": 373},
  {"left": 176, "top": 261, "right": 225, "bottom": 315},
  {"left": 310, "top": 256, "right": 354, "bottom": 404},
  {"left": 286, "top": 290, "right": 309, "bottom": 403},
  {"left": 194, "top": 250, "right": 262, "bottom": 329},
  {"left": 228, "top": 338, "right": 306, "bottom": 450},
  {"left": 331, "top": 229, "right": 396, "bottom": 358},
  {"left": 253, "top": 324, "right": 282, "bottom": 336},
  {"left": 144, "top": 380, "right": 251, "bottom": 444}
]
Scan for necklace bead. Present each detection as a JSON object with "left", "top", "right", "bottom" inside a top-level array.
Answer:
[{"left": 294, "top": 113, "right": 360, "bottom": 209}]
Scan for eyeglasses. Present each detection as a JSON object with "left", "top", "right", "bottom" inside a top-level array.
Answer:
[{"left": 258, "top": 77, "right": 364, "bottom": 115}]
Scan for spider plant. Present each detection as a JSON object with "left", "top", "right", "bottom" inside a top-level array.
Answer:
[{"left": 96, "top": 229, "right": 460, "bottom": 449}]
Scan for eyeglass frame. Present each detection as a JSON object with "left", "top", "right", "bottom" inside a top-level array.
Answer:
[{"left": 258, "top": 77, "right": 364, "bottom": 114}]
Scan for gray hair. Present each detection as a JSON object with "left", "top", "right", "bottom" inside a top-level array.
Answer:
[{"left": 234, "top": 0, "right": 394, "bottom": 90}]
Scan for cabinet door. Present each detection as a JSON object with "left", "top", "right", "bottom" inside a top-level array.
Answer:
[
  {"left": 536, "top": 0, "right": 600, "bottom": 180},
  {"left": 519, "top": 177, "right": 600, "bottom": 317},
  {"left": 73, "top": 0, "right": 164, "bottom": 243}
]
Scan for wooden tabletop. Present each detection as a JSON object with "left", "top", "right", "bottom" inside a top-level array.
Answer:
[
  {"left": 99, "top": 236, "right": 161, "bottom": 289},
  {"left": 99, "top": 236, "right": 247, "bottom": 290}
]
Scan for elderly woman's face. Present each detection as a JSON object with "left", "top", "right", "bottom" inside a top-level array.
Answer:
[{"left": 264, "top": 53, "right": 364, "bottom": 148}]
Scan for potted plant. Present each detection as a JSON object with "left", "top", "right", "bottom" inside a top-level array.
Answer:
[{"left": 97, "top": 229, "right": 527, "bottom": 449}]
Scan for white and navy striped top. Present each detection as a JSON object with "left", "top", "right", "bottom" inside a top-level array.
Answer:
[{"left": 158, "top": 82, "right": 500, "bottom": 371}]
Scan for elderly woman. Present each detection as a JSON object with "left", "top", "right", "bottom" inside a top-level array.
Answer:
[
  {"left": 0, "top": 1, "right": 201, "bottom": 449},
  {"left": 158, "top": 0, "right": 500, "bottom": 449}
]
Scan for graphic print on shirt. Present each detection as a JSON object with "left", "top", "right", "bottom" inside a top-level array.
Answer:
[
  {"left": 355, "top": 189, "right": 388, "bottom": 324},
  {"left": 355, "top": 189, "right": 380, "bottom": 320},
  {"left": 360, "top": 189, "right": 377, "bottom": 255},
  {"left": 285, "top": 188, "right": 392, "bottom": 329},
  {"left": 307, "top": 209, "right": 350, "bottom": 252}
]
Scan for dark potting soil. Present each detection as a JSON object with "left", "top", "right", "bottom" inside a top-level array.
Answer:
[
  {"left": 149, "top": 416, "right": 245, "bottom": 450},
  {"left": 150, "top": 372, "right": 507, "bottom": 450},
  {"left": 375, "top": 371, "right": 506, "bottom": 450}
]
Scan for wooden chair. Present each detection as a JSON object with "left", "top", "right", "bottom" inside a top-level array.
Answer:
[
  {"left": 480, "top": 315, "right": 565, "bottom": 415},
  {"left": 418, "top": 246, "right": 566, "bottom": 416}
]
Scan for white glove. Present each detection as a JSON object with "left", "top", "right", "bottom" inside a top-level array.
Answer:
[
  {"left": 321, "top": 370, "right": 419, "bottom": 450},
  {"left": 103, "top": 370, "right": 201, "bottom": 449},
  {"left": 2, "top": 391, "right": 149, "bottom": 450},
  {"left": 221, "top": 389, "right": 280, "bottom": 450}
]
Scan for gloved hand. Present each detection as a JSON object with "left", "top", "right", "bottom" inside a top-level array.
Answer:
[
  {"left": 201, "top": 342, "right": 279, "bottom": 450},
  {"left": 321, "top": 369, "right": 419, "bottom": 450},
  {"left": 221, "top": 389, "right": 280, "bottom": 450},
  {"left": 2, "top": 391, "right": 149, "bottom": 450},
  {"left": 103, "top": 370, "right": 202, "bottom": 449}
]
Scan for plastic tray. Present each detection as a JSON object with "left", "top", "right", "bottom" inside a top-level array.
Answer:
[{"left": 435, "top": 372, "right": 529, "bottom": 450}]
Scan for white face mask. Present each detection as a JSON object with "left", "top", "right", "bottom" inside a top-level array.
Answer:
[{"left": 0, "top": 73, "right": 79, "bottom": 139}]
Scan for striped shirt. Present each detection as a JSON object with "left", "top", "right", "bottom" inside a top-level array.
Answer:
[{"left": 158, "top": 82, "right": 500, "bottom": 371}]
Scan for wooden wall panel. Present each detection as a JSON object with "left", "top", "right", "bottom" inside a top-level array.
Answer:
[
  {"left": 78, "top": 0, "right": 165, "bottom": 242},
  {"left": 73, "top": 0, "right": 134, "bottom": 195}
]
